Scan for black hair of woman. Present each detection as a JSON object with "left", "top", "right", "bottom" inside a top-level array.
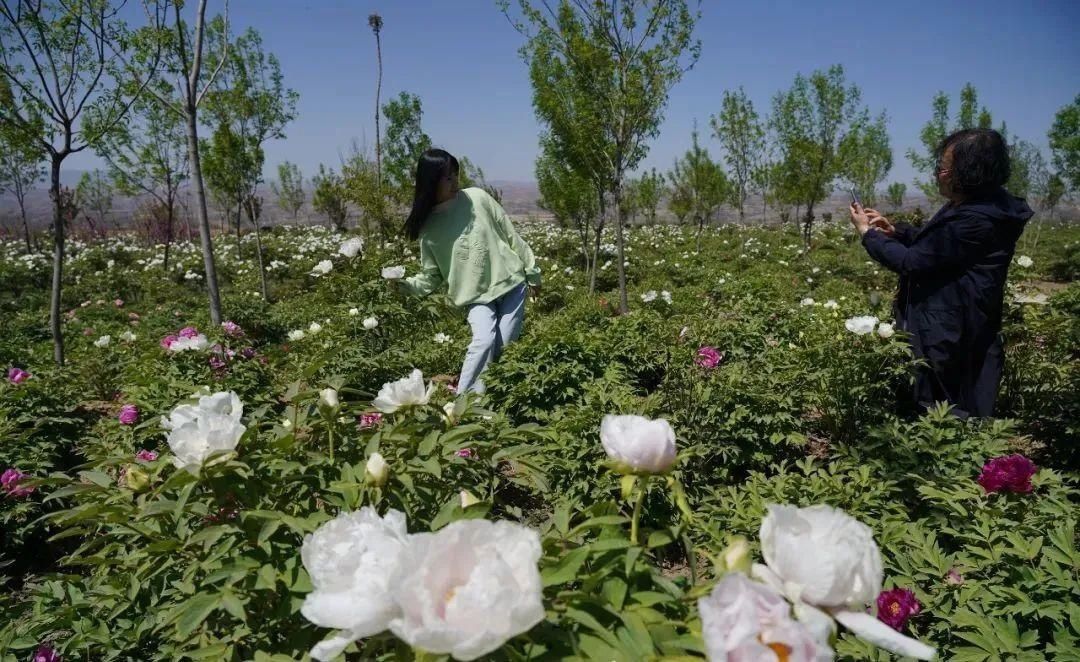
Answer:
[{"left": 404, "top": 148, "right": 460, "bottom": 240}]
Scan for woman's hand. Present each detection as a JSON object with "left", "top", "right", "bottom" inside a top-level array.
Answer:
[
  {"left": 863, "top": 208, "right": 896, "bottom": 236},
  {"left": 849, "top": 203, "right": 871, "bottom": 235}
]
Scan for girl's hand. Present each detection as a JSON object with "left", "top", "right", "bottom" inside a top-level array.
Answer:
[
  {"left": 849, "top": 203, "right": 871, "bottom": 235},
  {"left": 864, "top": 209, "right": 896, "bottom": 236}
]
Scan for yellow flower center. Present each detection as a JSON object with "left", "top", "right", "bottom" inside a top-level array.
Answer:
[
  {"left": 889, "top": 602, "right": 902, "bottom": 616},
  {"left": 767, "top": 642, "right": 792, "bottom": 662}
]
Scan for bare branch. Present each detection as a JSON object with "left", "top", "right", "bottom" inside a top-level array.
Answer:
[{"left": 194, "top": 0, "right": 229, "bottom": 107}]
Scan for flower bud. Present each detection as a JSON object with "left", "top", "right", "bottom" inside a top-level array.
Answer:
[
  {"left": 124, "top": 465, "right": 151, "bottom": 492},
  {"left": 319, "top": 388, "right": 339, "bottom": 411},
  {"left": 721, "top": 536, "right": 752, "bottom": 574},
  {"left": 460, "top": 490, "right": 481, "bottom": 508},
  {"left": 366, "top": 452, "right": 389, "bottom": 487}
]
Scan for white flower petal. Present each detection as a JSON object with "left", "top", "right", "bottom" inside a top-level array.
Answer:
[{"left": 834, "top": 609, "right": 936, "bottom": 660}]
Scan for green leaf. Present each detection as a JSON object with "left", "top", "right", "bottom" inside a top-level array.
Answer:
[
  {"left": 542, "top": 546, "right": 590, "bottom": 587},
  {"left": 175, "top": 593, "right": 220, "bottom": 637}
]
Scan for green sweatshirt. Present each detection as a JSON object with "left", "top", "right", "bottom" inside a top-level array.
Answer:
[{"left": 402, "top": 187, "right": 542, "bottom": 307}]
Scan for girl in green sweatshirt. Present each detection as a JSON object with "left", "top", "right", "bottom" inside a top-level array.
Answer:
[{"left": 399, "top": 149, "right": 542, "bottom": 394}]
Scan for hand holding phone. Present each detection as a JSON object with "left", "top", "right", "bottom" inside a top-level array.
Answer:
[{"left": 850, "top": 188, "right": 861, "bottom": 208}]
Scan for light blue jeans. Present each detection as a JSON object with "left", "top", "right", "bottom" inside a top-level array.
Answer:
[{"left": 459, "top": 282, "right": 527, "bottom": 394}]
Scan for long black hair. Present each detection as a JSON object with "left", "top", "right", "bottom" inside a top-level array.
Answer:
[
  {"left": 404, "top": 148, "right": 459, "bottom": 240},
  {"left": 935, "top": 128, "right": 1011, "bottom": 198}
]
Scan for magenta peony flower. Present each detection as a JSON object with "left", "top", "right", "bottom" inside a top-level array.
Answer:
[
  {"left": 114, "top": 299, "right": 124, "bottom": 307},
  {"left": 358, "top": 412, "right": 384, "bottom": 429},
  {"left": 240, "top": 347, "right": 257, "bottom": 360},
  {"left": 455, "top": 448, "right": 474, "bottom": 459},
  {"left": 160, "top": 335, "right": 178, "bottom": 350},
  {"left": 118, "top": 404, "right": 139, "bottom": 426},
  {"left": 695, "top": 346, "right": 724, "bottom": 369},
  {"left": 32, "top": 645, "right": 61, "bottom": 662},
  {"left": 1, "top": 468, "right": 34, "bottom": 498},
  {"left": 208, "top": 354, "right": 227, "bottom": 371},
  {"left": 178, "top": 326, "right": 199, "bottom": 339},
  {"left": 135, "top": 449, "right": 158, "bottom": 462},
  {"left": 877, "top": 588, "right": 922, "bottom": 631},
  {"left": 977, "top": 454, "right": 1038, "bottom": 494},
  {"left": 8, "top": 367, "right": 30, "bottom": 385},
  {"left": 221, "top": 321, "right": 244, "bottom": 337}
]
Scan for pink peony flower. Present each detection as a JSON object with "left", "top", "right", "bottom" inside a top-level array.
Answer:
[
  {"left": 977, "top": 454, "right": 1038, "bottom": 494},
  {"left": 221, "top": 321, "right": 244, "bottom": 337},
  {"left": 118, "top": 404, "right": 139, "bottom": 426},
  {"left": 178, "top": 326, "right": 199, "bottom": 339},
  {"left": 695, "top": 346, "right": 724, "bottom": 369},
  {"left": 455, "top": 448, "right": 474, "bottom": 459},
  {"left": 358, "top": 412, "right": 384, "bottom": 430},
  {"left": 135, "top": 449, "right": 158, "bottom": 462},
  {"left": 128, "top": 312, "right": 140, "bottom": 321},
  {"left": 208, "top": 354, "right": 227, "bottom": 371},
  {"left": 114, "top": 299, "right": 124, "bottom": 307},
  {"left": 1, "top": 468, "right": 34, "bottom": 498},
  {"left": 945, "top": 568, "right": 964, "bottom": 586},
  {"left": 160, "top": 335, "right": 178, "bottom": 350},
  {"left": 877, "top": 587, "right": 922, "bottom": 631},
  {"left": 82, "top": 328, "right": 94, "bottom": 336},
  {"left": 8, "top": 367, "right": 30, "bottom": 385},
  {"left": 33, "top": 645, "right": 61, "bottom": 662}
]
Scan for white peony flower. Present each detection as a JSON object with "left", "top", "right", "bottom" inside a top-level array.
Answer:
[
  {"left": 800, "top": 298, "right": 816, "bottom": 307},
  {"left": 169, "top": 333, "right": 209, "bottom": 352},
  {"left": 120, "top": 330, "right": 137, "bottom": 342},
  {"left": 361, "top": 316, "right": 379, "bottom": 330},
  {"left": 844, "top": 315, "right": 879, "bottom": 335},
  {"left": 366, "top": 452, "right": 389, "bottom": 486},
  {"left": 753, "top": 504, "right": 936, "bottom": 661},
  {"left": 1016, "top": 255, "right": 1033, "bottom": 268},
  {"left": 311, "top": 259, "right": 334, "bottom": 277},
  {"left": 94, "top": 335, "right": 111, "bottom": 348},
  {"left": 661, "top": 290, "right": 673, "bottom": 305},
  {"left": 309, "top": 321, "right": 323, "bottom": 334},
  {"left": 823, "top": 300, "right": 839, "bottom": 310},
  {"left": 640, "top": 290, "right": 658, "bottom": 303},
  {"left": 433, "top": 332, "right": 451, "bottom": 344},
  {"left": 348, "top": 308, "right": 359, "bottom": 316},
  {"left": 600, "top": 414, "right": 677, "bottom": 474},
  {"left": 373, "top": 369, "right": 434, "bottom": 413},
  {"left": 381, "top": 265, "right": 405, "bottom": 280},
  {"left": 339, "top": 237, "right": 364, "bottom": 258},
  {"left": 163, "top": 391, "right": 246, "bottom": 473},
  {"left": 877, "top": 322, "right": 895, "bottom": 339},
  {"left": 301, "top": 508, "right": 410, "bottom": 661},
  {"left": 320, "top": 388, "right": 339, "bottom": 410},
  {"left": 699, "top": 573, "right": 832, "bottom": 662},
  {"left": 288, "top": 329, "right": 306, "bottom": 341},
  {"left": 389, "top": 519, "right": 545, "bottom": 661}
]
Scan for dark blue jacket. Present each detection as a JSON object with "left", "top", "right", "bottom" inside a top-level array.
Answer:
[{"left": 862, "top": 189, "right": 1033, "bottom": 417}]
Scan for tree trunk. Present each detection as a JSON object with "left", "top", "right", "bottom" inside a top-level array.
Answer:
[
  {"left": 803, "top": 203, "right": 814, "bottom": 248},
  {"left": 234, "top": 199, "right": 243, "bottom": 260},
  {"left": 186, "top": 107, "right": 223, "bottom": 325},
  {"left": 48, "top": 155, "right": 65, "bottom": 366},
  {"left": 19, "top": 197, "right": 31, "bottom": 254},
  {"left": 164, "top": 199, "right": 174, "bottom": 272},
  {"left": 613, "top": 175, "right": 629, "bottom": 315},
  {"left": 247, "top": 200, "right": 269, "bottom": 301},
  {"left": 374, "top": 33, "right": 383, "bottom": 192},
  {"left": 589, "top": 191, "right": 606, "bottom": 294}
]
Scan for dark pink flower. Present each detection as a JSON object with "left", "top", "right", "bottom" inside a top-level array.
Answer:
[
  {"left": 977, "top": 454, "right": 1038, "bottom": 494},
  {"left": 118, "top": 404, "right": 139, "bottom": 426},
  {"left": 135, "top": 449, "right": 158, "bottom": 462},
  {"left": 7, "top": 367, "right": 30, "bottom": 385},
  {"left": 208, "top": 354, "right": 227, "bottom": 371},
  {"left": 876, "top": 587, "right": 921, "bottom": 631},
  {"left": 455, "top": 448, "right": 474, "bottom": 459},
  {"left": 114, "top": 299, "right": 124, "bottom": 307},
  {"left": 695, "top": 346, "right": 724, "bottom": 369},
  {"left": 945, "top": 568, "right": 964, "bottom": 586},
  {"left": 32, "top": 645, "right": 61, "bottom": 662},
  {"left": 178, "top": 326, "right": 199, "bottom": 339},
  {"left": 221, "top": 321, "right": 244, "bottom": 337},
  {"left": 160, "top": 335, "right": 178, "bottom": 350},
  {"left": 1, "top": 468, "right": 34, "bottom": 498},
  {"left": 240, "top": 348, "right": 257, "bottom": 360},
  {"left": 358, "top": 412, "right": 383, "bottom": 430},
  {"left": 82, "top": 328, "right": 94, "bottom": 336}
]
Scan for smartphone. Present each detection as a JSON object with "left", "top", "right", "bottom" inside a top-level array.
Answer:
[{"left": 849, "top": 188, "right": 861, "bottom": 207}]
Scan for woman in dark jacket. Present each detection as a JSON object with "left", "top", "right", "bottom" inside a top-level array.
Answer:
[{"left": 849, "top": 128, "right": 1033, "bottom": 418}]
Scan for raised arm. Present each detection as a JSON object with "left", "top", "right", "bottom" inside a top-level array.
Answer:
[{"left": 862, "top": 214, "right": 996, "bottom": 277}]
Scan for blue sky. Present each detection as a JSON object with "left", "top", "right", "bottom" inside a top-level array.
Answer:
[{"left": 69, "top": 0, "right": 1080, "bottom": 188}]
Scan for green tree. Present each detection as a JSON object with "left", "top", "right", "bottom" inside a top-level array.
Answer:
[
  {"left": 201, "top": 122, "right": 253, "bottom": 253},
  {"left": 907, "top": 83, "right": 993, "bottom": 200},
  {"left": 770, "top": 64, "right": 869, "bottom": 246},
  {"left": 711, "top": 87, "right": 764, "bottom": 222},
  {"left": 75, "top": 170, "right": 113, "bottom": 234},
  {"left": 886, "top": 182, "right": 906, "bottom": 211},
  {"left": 312, "top": 164, "right": 349, "bottom": 231},
  {"left": 271, "top": 162, "right": 305, "bottom": 221},
  {"left": 668, "top": 126, "right": 729, "bottom": 249},
  {"left": 1005, "top": 138, "right": 1046, "bottom": 199},
  {"left": 1048, "top": 94, "right": 1079, "bottom": 192},
  {"left": 636, "top": 168, "right": 666, "bottom": 225},
  {"left": 536, "top": 135, "right": 599, "bottom": 273},
  {"left": 94, "top": 81, "right": 188, "bottom": 270},
  {"left": 459, "top": 156, "right": 504, "bottom": 203},
  {"left": 382, "top": 91, "right": 432, "bottom": 207},
  {"left": 369, "top": 13, "right": 384, "bottom": 190},
  {"left": 504, "top": 0, "right": 701, "bottom": 313},
  {"left": 840, "top": 111, "right": 892, "bottom": 207},
  {"left": 341, "top": 143, "right": 389, "bottom": 237},
  {"left": 0, "top": 0, "right": 162, "bottom": 365},
  {"left": 0, "top": 114, "right": 44, "bottom": 252}
]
